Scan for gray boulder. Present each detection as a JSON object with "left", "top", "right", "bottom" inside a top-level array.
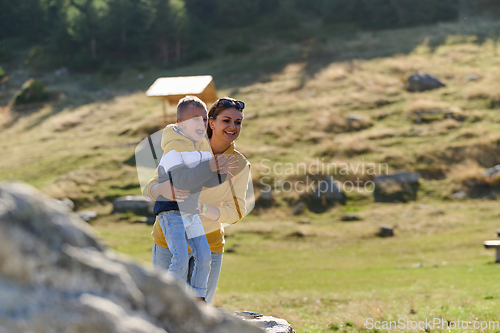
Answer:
[
  {"left": 0, "top": 182, "right": 265, "bottom": 333},
  {"left": 374, "top": 172, "right": 420, "bottom": 203},
  {"left": 485, "top": 165, "right": 500, "bottom": 178},
  {"left": 255, "top": 189, "right": 274, "bottom": 208},
  {"left": 312, "top": 177, "right": 345, "bottom": 202},
  {"left": 292, "top": 202, "right": 305, "bottom": 215},
  {"left": 465, "top": 74, "right": 479, "bottom": 82},
  {"left": 406, "top": 74, "right": 445, "bottom": 92},
  {"left": 377, "top": 225, "right": 394, "bottom": 238},
  {"left": 301, "top": 177, "right": 346, "bottom": 213},
  {"left": 113, "top": 195, "right": 154, "bottom": 216}
]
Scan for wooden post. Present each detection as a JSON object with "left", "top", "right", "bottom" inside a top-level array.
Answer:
[{"left": 162, "top": 97, "right": 167, "bottom": 124}]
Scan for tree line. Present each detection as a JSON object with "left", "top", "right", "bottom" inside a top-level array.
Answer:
[{"left": 0, "top": 0, "right": 496, "bottom": 71}]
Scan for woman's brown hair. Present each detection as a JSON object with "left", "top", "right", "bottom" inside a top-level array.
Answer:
[{"left": 207, "top": 97, "right": 244, "bottom": 138}]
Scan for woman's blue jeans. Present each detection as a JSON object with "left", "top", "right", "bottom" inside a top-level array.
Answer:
[
  {"left": 155, "top": 211, "right": 211, "bottom": 298},
  {"left": 153, "top": 244, "right": 223, "bottom": 305}
]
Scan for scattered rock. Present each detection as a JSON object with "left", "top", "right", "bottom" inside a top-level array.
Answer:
[
  {"left": 412, "top": 108, "right": 465, "bottom": 124},
  {"left": 374, "top": 172, "right": 420, "bottom": 203},
  {"left": 77, "top": 210, "right": 97, "bottom": 222},
  {"left": 484, "top": 164, "right": 500, "bottom": 178},
  {"left": 260, "top": 189, "right": 273, "bottom": 201},
  {"left": 255, "top": 189, "right": 274, "bottom": 208},
  {"left": 341, "top": 215, "right": 362, "bottom": 222},
  {"left": 377, "top": 225, "right": 394, "bottom": 237},
  {"left": 346, "top": 116, "right": 361, "bottom": 122},
  {"left": 238, "top": 313, "right": 296, "bottom": 333},
  {"left": 345, "top": 115, "right": 373, "bottom": 131},
  {"left": 292, "top": 202, "right": 305, "bottom": 215},
  {"left": 12, "top": 78, "right": 49, "bottom": 105},
  {"left": 55, "top": 198, "right": 75, "bottom": 211},
  {"left": 134, "top": 216, "right": 157, "bottom": 225},
  {"left": 465, "top": 74, "right": 479, "bottom": 82},
  {"left": 313, "top": 177, "right": 345, "bottom": 202},
  {"left": 112, "top": 196, "right": 154, "bottom": 216},
  {"left": 452, "top": 191, "right": 467, "bottom": 199},
  {"left": 0, "top": 182, "right": 265, "bottom": 333},
  {"left": 287, "top": 231, "right": 306, "bottom": 238},
  {"left": 418, "top": 204, "right": 444, "bottom": 215},
  {"left": 298, "top": 218, "right": 311, "bottom": 224},
  {"left": 304, "top": 177, "right": 346, "bottom": 213},
  {"left": 406, "top": 73, "right": 445, "bottom": 92},
  {"left": 96, "top": 89, "right": 111, "bottom": 96},
  {"left": 54, "top": 67, "right": 69, "bottom": 76},
  {"left": 412, "top": 263, "right": 423, "bottom": 268}
]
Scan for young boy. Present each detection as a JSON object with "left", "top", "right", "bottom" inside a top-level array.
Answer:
[{"left": 154, "top": 95, "right": 234, "bottom": 301}]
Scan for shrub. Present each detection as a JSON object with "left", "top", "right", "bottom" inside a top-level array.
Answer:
[
  {"left": 12, "top": 79, "right": 49, "bottom": 105},
  {"left": 23, "top": 45, "right": 64, "bottom": 71}
]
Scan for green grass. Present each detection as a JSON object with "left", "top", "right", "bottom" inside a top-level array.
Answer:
[
  {"left": 2, "top": 18, "right": 500, "bottom": 332},
  {"left": 88, "top": 200, "right": 500, "bottom": 332}
]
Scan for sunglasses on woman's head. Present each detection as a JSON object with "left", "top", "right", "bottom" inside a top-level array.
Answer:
[{"left": 214, "top": 98, "right": 245, "bottom": 111}]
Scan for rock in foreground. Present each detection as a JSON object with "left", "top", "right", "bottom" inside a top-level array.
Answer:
[
  {"left": 236, "top": 312, "right": 296, "bottom": 333},
  {"left": 0, "top": 182, "right": 264, "bottom": 333}
]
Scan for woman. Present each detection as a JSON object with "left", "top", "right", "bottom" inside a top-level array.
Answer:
[{"left": 147, "top": 97, "right": 251, "bottom": 305}]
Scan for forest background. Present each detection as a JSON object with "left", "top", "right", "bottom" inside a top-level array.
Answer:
[{"left": 1, "top": 0, "right": 495, "bottom": 72}]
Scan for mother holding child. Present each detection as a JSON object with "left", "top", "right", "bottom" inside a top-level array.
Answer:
[{"left": 146, "top": 95, "right": 251, "bottom": 305}]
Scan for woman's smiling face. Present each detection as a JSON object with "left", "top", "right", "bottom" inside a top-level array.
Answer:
[{"left": 210, "top": 108, "right": 243, "bottom": 144}]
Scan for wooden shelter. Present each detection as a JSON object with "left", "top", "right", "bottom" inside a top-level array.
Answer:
[{"left": 146, "top": 75, "right": 218, "bottom": 122}]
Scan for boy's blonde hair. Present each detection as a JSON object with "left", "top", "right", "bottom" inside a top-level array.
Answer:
[{"left": 177, "top": 95, "right": 207, "bottom": 119}]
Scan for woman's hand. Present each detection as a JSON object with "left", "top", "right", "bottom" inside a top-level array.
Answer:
[
  {"left": 209, "top": 155, "right": 239, "bottom": 177},
  {"left": 197, "top": 202, "right": 220, "bottom": 221},
  {"left": 150, "top": 181, "right": 190, "bottom": 201}
]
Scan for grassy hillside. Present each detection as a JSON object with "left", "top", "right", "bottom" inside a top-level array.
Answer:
[{"left": 2, "top": 19, "right": 500, "bottom": 332}]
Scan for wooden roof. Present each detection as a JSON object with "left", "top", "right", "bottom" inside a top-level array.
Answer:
[{"left": 146, "top": 75, "right": 217, "bottom": 106}]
